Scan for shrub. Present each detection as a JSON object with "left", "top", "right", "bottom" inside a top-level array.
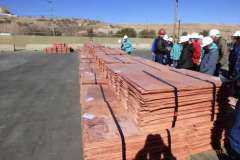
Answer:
[
  {"left": 116, "top": 28, "right": 137, "bottom": 38},
  {"left": 87, "top": 28, "right": 94, "bottom": 37},
  {"left": 139, "top": 29, "right": 156, "bottom": 38},
  {"left": 200, "top": 30, "right": 209, "bottom": 36}
]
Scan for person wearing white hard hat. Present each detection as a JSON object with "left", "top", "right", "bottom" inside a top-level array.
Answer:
[
  {"left": 226, "top": 31, "right": 240, "bottom": 160},
  {"left": 209, "top": 29, "right": 229, "bottom": 76},
  {"left": 200, "top": 37, "right": 219, "bottom": 75},
  {"left": 190, "top": 33, "right": 202, "bottom": 71},
  {"left": 163, "top": 35, "right": 169, "bottom": 41},
  {"left": 121, "top": 35, "right": 133, "bottom": 55},
  {"left": 164, "top": 35, "right": 173, "bottom": 65},
  {"left": 177, "top": 36, "right": 194, "bottom": 69},
  {"left": 229, "top": 31, "right": 240, "bottom": 79},
  {"left": 170, "top": 39, "right": 183, "bottom": 68}
]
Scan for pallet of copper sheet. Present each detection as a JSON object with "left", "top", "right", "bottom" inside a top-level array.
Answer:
[
  {"left": 79, "top": 62, "right": 92, "bottom": 72},
  {"left": 106, "top": 55, "right": 135, "bottom": 64},
  {"left": 80, "top": 58, "right": 96, "bottom": 63},
  {"left": 98, "top": 47, "right": 124, "bottom": 55},
  {"left": 95, "top": 55, "right": 131, "bottom": 74},
  {"left": 103, "top": 63, "right": 141, "bottom": 86},
  {"left": 80, "top": 44, "right": 233, "bottom": 159},
  {"left": 79, "top": 61, "right": 107, "bottom": 85},
  {"left": 95, "top": 56, "right": 134, "bottom": 76},
  {"left": 80, "top": 84, "right": 191, "bottom": 160},
  {"left": 115, "top": 66, "right": 222, "bottom": 129},
  {"left": 81, "top": 85, "right": 230, "bottom": 160},
  {"left": 80, "top": 70, "right": 108, "bottom": 85}
]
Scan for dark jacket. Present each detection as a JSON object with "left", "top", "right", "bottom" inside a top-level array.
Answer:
[
  {"left": 200, "top": 43, "right": 219, "bottom": 75},
  {"left": 153, "top": 37, "right": 169, "bottom": 55},
  {"left": 229, "top": 100, "right": 240, "bottom": 154},
  {"left": 177, "top": 43, "right": 194, "bottom": 69},
  {"left": 229, "top": 43, "right": 240, "bottom": 79}
]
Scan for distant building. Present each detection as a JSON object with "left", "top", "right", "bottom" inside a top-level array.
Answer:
[
  {"left": 0, "top": 33, "right": 12, "bottom": 36},
  {"left": 0, "top": 7, "right": 16, "bottom": 17}
]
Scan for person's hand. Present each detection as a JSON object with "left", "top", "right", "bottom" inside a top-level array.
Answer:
[{"left": 197, "top": 60, "right": 201, "bottom": 65}]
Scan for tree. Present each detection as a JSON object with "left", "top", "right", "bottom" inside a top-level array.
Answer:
[
  {"left": 116, "top": 28, "right": 137, "bottom": 38},
  {"left": 87, "top": 28, "right": 94, "bottom": 37},
  {"left": 182, "top": 32, "right": 188, "bottom": 36},
  {"left": 139, "top": 29, "right": 156, "bottom": 38},
  {"left": 200, "top": 30, "right": 209, "bottom": 37}
]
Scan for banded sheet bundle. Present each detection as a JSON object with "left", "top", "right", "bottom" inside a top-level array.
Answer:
[{"left": 79, "top": 43, "right": 234, "bottom": 160}]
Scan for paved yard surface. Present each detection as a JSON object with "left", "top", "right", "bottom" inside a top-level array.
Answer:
[{"left": 0, "top": 52, "right": 82, "bottom": 160}]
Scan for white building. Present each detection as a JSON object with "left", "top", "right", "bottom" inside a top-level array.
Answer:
[{"left": 0, "top": 7, "right": 15, "bottom": 17}]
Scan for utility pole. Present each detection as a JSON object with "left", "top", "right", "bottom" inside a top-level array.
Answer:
[
  {"left": 178, "top": 20, "right": 181, "bottom": 39},
  {"left": 173, "top": 0, "right": 179, "bottom": 42},
  {"left": 47, "top": 0, "right": 55, "bottom": 36}
]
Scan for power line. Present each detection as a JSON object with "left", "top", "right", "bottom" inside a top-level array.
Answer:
[
  {"left": 46, "top": 0, "right": 55, "bottom": 36},
  {"left": 173, "top": 0, "right": 179, "bottom": 42}
]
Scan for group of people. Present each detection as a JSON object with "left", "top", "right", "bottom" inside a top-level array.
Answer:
[
  {"left": 151, "top": 28, "right": 240, "bottom": 79},
  {"left": 151, "top": 28, "right": 240, "bottom": 159},
  {"left": 119, "top": 29, "right": 240, "bottom": 158}
]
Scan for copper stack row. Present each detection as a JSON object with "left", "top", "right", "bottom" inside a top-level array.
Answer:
[
  {"left": 44, "top": 43, "right": 71, "bottom": 54},
  {"left": 79, "top": 42, "right": 234, "bottom": 160}
]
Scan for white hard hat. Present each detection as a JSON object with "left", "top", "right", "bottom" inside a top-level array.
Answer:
[
  {"left": 233, "top": 31, "right": 240, "bottom": 37},
  {"left": 201, "top": 36, "right": 213, "bottom": 47},
  {"left": 168, "top": 37, "right": 173, "bottom": 42},
  {"left": 163, "top": 35, "right": 169, "bottom": 41},
  {"left": 123, "top": 35, "right": 128, "bottom": 39},
  {"left": 199, "top": 35, "right": 204, "bottom": 40},
  {"left": 179, "top": 36, "right": 189, "bottom": 43},
  {"left": 209, "top": 29, "right": 221, "bottom": 38},
  {"left": 190, "top": 32, "right": 200, "bottom": 39}
]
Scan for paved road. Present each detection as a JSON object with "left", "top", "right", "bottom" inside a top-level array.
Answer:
[{"left": 0, "top": 52, "right": 82, "bottom": 160}]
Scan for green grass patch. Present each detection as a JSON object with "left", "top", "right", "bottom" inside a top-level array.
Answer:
[{"left": 0, "top": 35, "right": 153, "bottom": 47}]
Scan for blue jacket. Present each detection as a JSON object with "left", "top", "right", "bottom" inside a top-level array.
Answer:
[
  {"left": 121, "top": 38, "right": 133, "bottom": 53},
  {"left": 229, "top": 100, "right": 240, "bottom": 154},
  {"left": 170, "top": 43, "right": 183, "bottom": 60},
  {"left": 151, "top": 39, "right": 157, "bottom": 53},
  {"left": 200, "top": 43, "right": 219, "bottom": 75}
]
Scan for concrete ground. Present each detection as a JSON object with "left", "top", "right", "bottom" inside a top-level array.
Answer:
[
  {"left": 0, "top": 52, "right": 82, "bottom": 160},
  {"left": 132, "top": 49, "right": 152, "bottom": 60},
  {"left": 0, "top": 50, "right": 228, "bottom": 160}
]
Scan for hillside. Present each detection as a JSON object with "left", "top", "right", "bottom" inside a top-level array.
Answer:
[
  {"left": 122, "top": 24, "right": 240, "bottom": 39},
  {"left": 0, "top": 15, "right": 239, "bottom": 39},
  {"left": 0, "top": 16, "right": 121, "bottom": 36}
]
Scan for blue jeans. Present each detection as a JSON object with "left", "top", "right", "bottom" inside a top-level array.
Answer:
[
  {"left": 155, "top": 54, "right": 167, "bottom": 65},
  {"left": 172, "top": 60, "right": 178, "bottom": 68},
  {"left": 152, "top": 52, "right": 156, "bottom": 61},
  {"left": 229, "top": 100, "right": 240, "bottom": 154}
]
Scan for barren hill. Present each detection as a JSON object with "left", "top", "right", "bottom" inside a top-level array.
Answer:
[
  {"left": 0, "top": 16, "right": 121, "bottom": 36},
  {"left": 0, "top": 15, "right": 239, "bottom": 39}
]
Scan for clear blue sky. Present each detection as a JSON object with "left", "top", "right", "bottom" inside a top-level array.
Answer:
[{"left": 1, "top": 0, "right": 239, "bottom": 24}]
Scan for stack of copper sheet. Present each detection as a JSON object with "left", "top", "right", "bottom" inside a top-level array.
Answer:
[
  {"left": 44, "top": 43, "right": 72, "bottom": 54},
  {"left": 79, "top": 43, "right": 234, "bottom": 160}
]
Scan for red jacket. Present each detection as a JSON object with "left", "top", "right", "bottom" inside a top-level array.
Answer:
[{"left": 192, "top": 40, "right": 201, "bottom": 64}]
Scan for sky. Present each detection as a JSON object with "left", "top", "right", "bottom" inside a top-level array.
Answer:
[{"left": 0, "top": 0, "right": 239, "bottom": 24}]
